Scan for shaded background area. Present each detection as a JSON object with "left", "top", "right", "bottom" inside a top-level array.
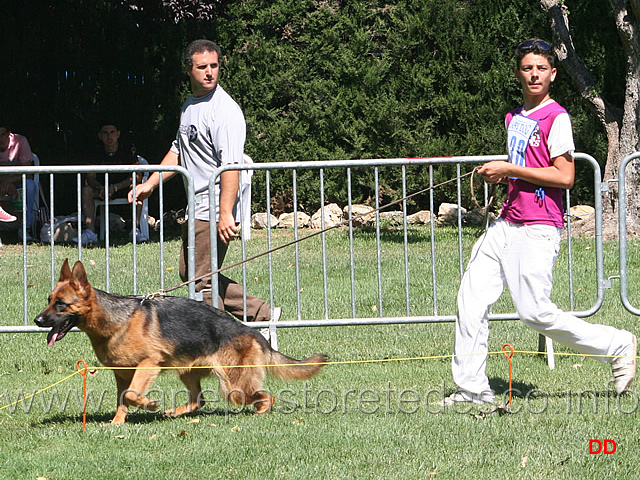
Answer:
[
  {"left": 0, "top": 0, "right": 621, "bottom": 218},
  {"left": 1, "top": 1, "right": 194, "bottom": 215}
]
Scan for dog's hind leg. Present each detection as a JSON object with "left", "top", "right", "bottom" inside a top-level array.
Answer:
[
  {"left": 220, "top": 366, "right": 274, "bottom": 414},
  {"left": 164, "top": 371, "right": 206, "bottom": 418},
  {"left": 251, "top": 391, "right": 275, "bottom": 414},
  {"left": 215, "top": 367, "right": 250, "bottom": 412},
  {"left": 222, "top": 373, "right": 274, "bottom": 414}
]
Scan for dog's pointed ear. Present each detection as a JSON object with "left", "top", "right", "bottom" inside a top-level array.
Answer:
[
  {"left": 59, "top": 258, "right": 72, "bottom": 282},
  {"left": 71, "top": 261, "right": 90, "bottom": 288}
]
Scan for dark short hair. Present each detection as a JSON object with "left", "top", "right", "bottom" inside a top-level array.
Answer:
[
  {"left": 98, "top": 120, "right": 120, "bottom": 132},
  {"left": 515, "top": 38, "right": 555, "bottom": 68},
  {"left": 183, "top": 39, "right": 222, "bottom": 69},
  {"left": 0, "top": 120, "right": 10, "bottom": 132}
]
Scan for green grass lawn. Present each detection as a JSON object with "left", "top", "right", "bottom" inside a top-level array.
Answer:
[{"left": 0, "top": 228, "right": 639, "bottom": 479}]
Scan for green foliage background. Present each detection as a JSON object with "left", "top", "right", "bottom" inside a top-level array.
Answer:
[{"left": 0, "top": 0, "right": 621, "bottom": 213}]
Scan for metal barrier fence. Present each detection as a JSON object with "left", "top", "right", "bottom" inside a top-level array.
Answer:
[
  {"left": 0, "top": 164, "right": 195, "bottom": 332},
  {"left": 210, "top": 153, "right": 604, "bottom": 331},
  {"left": 618, "top": 152, "right": 640, "bottom": 315},
  {"left": 0, "top": 154, "right": 606, "bottom": 344}
]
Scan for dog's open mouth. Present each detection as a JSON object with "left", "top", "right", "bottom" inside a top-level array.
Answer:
[{"left": 47, "top": 319, "right": 77, "bottom": 346}]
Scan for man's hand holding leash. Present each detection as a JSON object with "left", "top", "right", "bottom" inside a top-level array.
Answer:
[
  {"left": 477, "top": 161, "right": 509, "bottom": 184},
  {"left": 127, "top": 180, "right": 155, "bottom": 206}
]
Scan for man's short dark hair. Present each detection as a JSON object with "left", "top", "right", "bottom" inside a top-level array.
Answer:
[
  {"left": 515, "top": 38, "right": 555, "bottom": 68},
  {"left": 183, "top": 39, "right": 222, "bottom": 69},
  {"left": 99, "top": 120, "right": 120, "bottom": 132}
]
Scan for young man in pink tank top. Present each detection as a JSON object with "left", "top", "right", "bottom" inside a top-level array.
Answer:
[{"left": 439, "top": 38, "right": 636, "bottom": 406}]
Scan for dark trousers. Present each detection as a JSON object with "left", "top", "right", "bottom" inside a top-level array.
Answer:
[{"left": 179, "top": 219, "right": 271, "bottom": 321}]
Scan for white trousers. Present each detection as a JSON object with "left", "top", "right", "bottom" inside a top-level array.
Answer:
[{"left": 452, "top": 218, "right": 632, "bottom": 395}]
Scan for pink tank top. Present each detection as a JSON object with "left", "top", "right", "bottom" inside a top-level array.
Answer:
[{"left": 501, "top": 101, "right": 568, "bottom": 228}]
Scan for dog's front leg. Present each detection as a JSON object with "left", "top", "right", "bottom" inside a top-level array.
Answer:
[
  {"left": 112, "top": 404, "right": 129, "bottom": 425},
  {"left": 112, "top": 371, "right": 134, "bottom": 424},
  {"left": 121, "top": 361, "right": 162, "bottom": 413}
]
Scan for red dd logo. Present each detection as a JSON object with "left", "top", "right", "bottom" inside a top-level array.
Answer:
[{"left": 589, "top": 439, "right": 617, "bottom": 454}]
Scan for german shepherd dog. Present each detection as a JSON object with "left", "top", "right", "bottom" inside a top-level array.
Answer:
[{"left": 34, "top": 259, "right": 327, "bottom": 424}]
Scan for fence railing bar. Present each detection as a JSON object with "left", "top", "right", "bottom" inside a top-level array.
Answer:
[
  {"left": 266, "top": 170, "right": 276, "bottom": 317},
  {"left": 159, "top": 173, "right": 165, "bottom": 291},
  {"left": 347, "top": 167, "right": 357, "bottom": 319},
  {"left": 131, "top": 172, "right": 138, "bottom": 295},
  {"left": 48, "top": 173, "right": 55, "bottom": 290},
  {"left": 238, "top": 171, "right": 248, "bottom": 323},
  {"left": 76, "top": 173, "right": 83, "bottom": 263},
  {"left": 375, "top": 167, "right": 384, "bottom": 318},
  {"left": 320, "top": 168, "right": 330, "bottom": 320},
  {"left": 429, "top": 165, "right": 438, "bottom": 316},
  {"left": 292, "top": 169, "right": 302, "bottom": 321},
  {"left": 401, "top": 165, "right": 410, "bottom": 316}
]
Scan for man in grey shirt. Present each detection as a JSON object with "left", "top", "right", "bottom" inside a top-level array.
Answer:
[{"left": 130, "top": 39, "right": 279, "bottom": 330}]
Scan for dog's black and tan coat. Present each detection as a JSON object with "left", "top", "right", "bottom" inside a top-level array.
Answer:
[{"left": 34, "top": 259, "right": 327, "bottom": 424}]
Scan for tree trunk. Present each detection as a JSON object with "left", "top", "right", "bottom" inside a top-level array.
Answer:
[{"left": 540, "top": 0, "right": 640, "bottom": 240}]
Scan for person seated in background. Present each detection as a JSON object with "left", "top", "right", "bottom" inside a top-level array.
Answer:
[
  {"left": 0, "top": 121, "right": 36, "bottom": 237},
  {"left": 74, "top": 121, "right": 146, "bottom": 245}
]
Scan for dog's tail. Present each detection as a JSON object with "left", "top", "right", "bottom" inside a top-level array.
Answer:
[{"left": 266, "top": 351, "right": 328, "bottom": 380}]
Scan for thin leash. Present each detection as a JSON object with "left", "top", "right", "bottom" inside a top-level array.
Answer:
[
  {"left": 469, "top": 166, "right": 497, "bottom": 232},
  {"left": 142, "top": 168, "right": 481, "bottom": 301}
]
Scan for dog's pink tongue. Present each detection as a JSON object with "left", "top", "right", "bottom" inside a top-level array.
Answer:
[{"left": 47, "top": 331, "right": 59, "bottom": 347}]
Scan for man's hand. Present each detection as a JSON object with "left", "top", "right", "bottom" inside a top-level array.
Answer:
[
  {"left": 127, "top": 150, "right": 179, "bottom": 205},
  {"left": 218, "top": 170, "right": 240, "bottom": 245},
  {"left": 217, "top": 211, "right": 238, "bottom": 245},
  {"left": 477, "top": 161, "right": 510, "bottom": 184},
  {"left": 128, "top": 181, "right": 155, "bottom": 205},
  {"left": 477, "top": 153, "right": 575, "bottom": 189}
]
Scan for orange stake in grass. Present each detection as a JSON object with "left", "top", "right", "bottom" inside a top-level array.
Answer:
[
  {"left": 502, "top": 344, "right": 514, "bottom": 407},
  {"left": 76, "top": 360, "right": 88, "bottom": 431}
]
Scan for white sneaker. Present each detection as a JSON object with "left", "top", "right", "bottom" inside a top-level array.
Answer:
[
  {"left": 612, "top": 334, "right": 637, "bottom": 394},
  {"left": 433, "top": 390, "right": 495, "bottom": 407},
  {"left": 270, "top": 307, "right": 281, "bottom": 350},
  {"left": 259, "top": 307, "right": 281, "bottom": 348},
  {"left": 259, "top": 328, "right": 270, "bottom": 341},
  {"left": 73, "top": 229, "right": 98, "bottom": 246}
]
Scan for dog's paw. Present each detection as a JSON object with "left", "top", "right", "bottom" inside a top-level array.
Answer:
[
  {"left": 162, "top": 408, "right": 179, "bottom": 418},
  {"left": 145, "top": 399, "right": 159, "bottom": 412}
]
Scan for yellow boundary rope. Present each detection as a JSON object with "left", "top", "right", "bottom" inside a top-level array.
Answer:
[
  {"left": 1, "top": 348, "right": 636, "bottom": 415},
  {"left": 0, "top": 370, "right": 80, "bottom": 413}
]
